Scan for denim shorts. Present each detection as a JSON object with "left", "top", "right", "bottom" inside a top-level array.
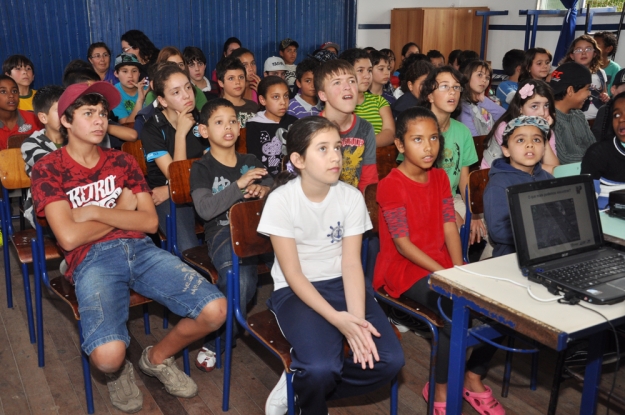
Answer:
[{"left": 72, "top": 237, "right": 224, "bottom": 355}]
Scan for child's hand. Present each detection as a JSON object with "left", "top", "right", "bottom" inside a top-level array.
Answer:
[
  {"left": 243, "top": 184, "right": 270, "bottom": 199},
  {"left": 236, "top": 167, "right": 267, "bottom": 190},
  {"left": 470, "top": 218, "right": 487, "bottom": 245},
  {"left": 176, "top": 106, "right": 196, "bottom": 136},
  {"left": 116, "top": 187, "right": 138, "bottom": 211},
  {"left": 248, "top": 73, "right": 261, "bottom": 92},
  {"left": 133, "top": 78, "right": 148, "bottom": 102},
  {"left": 544, "top": 113, "right": 554, "bottom": 126},
  {"left": 599, "top": 92, "right": 610, "bottom": 103},
  {"left": 151, "top": 185, "right": 170, "bottom": 206},
  {"left": 332, "top": 311, "right": 381, "bottom": 369}
]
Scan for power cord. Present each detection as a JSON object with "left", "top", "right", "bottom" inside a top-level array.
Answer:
[{"left": 453, "top": 265, "right": 564, "bottom": 302}]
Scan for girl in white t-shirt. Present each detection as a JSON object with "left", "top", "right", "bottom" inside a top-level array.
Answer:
[{"left": 257, "top": 117, "right": 403, "bottom": 415}]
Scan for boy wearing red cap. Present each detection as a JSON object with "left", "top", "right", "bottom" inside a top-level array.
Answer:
[{"left": 30, "top": 82, "right": 226, "bottom": 413}]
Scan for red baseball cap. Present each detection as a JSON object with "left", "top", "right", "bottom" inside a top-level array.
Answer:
[{"left": 57, "top": 81, "right": 121, "bottom": 118}]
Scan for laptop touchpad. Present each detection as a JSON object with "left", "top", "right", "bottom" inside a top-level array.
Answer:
[{"left": 607, "top": 278, "right": 625, "bottom": 291}]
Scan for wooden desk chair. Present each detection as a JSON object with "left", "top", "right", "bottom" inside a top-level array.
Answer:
[
  {"left": 222, "top": 199, "right": 399, "bottom": 414},
  {"left": 0, "top": 148, "right": 62, "bottom": 344},
  {"left": 235, "top": 128, "right": 247, "bottom": 154},
  {"left": 30, "top": 220, "right": 190, "bottom": 414},
  {"left": 121, "top": 140, "right": 148, "bottom": 176},
  {"left": 470, "top": 134, "right": 488, "bottom": 172},
  {"left": 7, "top": 133, "right": 30, "bottom": 149},
  {"left": 460, "top": 168, "right": 490, "bottom": 263},
  {"left": 376, "top": 144, "right": 399, "bottom": 180},
  {"left": 363, "top": 183, "right": 440, "bottom": 415}
]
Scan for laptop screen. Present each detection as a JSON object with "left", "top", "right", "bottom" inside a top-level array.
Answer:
[{"left": 507, "top": 176, "right": 603, "bottom": 267}]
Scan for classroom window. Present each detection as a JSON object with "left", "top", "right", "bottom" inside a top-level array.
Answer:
[{"left": 537, "top": 0, "right": 622, "bottom": 11}]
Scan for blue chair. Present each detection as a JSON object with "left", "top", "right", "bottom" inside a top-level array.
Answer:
[
  {"left": 31, "top": 219, "right": 190, "bottom": 414},
  {"left": 222, "top": 199, "right": 399, "bottom": 414}
]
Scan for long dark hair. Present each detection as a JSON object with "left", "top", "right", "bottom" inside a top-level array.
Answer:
[
  {"left": 460, "top": 60, "right": 492, "bottom": 103},
  {"left": 417, "top": 65, "right": 465, "bottom": 119},
  {"left": 120, "top": 30, "right": 160, "bottom": 64},
  {"left": 519, "top": 48, "right": 552, "bottom": 82}
]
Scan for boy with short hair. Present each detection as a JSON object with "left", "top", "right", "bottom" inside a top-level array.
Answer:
[
  {"left": 550, "top": 62, "right": 596, "bottom": 164},
  {"left": 391, "top": 60, "right": 434, "bottom": 119},
  {"left": 287, "top": 58, "right": 322, "bottom": 119},
  {"left": 3, "top": 55, "right": 36, "bottom": 111},
  {"left": 313, "top": 59, "right": 378, "bottom": 192},
  {"left": 216, "top": 56, "right": 259, "bottom": 128},
  {"left": 21, "top": 85, "right": 65, "bottom": 227},
  {"left": 112, "top": 53, "right": 146, "bottom": 124},
  {"left": 496, "top": 49, "right": 525, "bottom": 109},
  {"left": 183, "top": 46, "right": 220, "bottom": 99},
  {"left": 368, "top": 50, "right": 395, "bottom": 104},
  {"left": 426, "top": 49, "right": 445, "bottom": 68},
  {"left": 279, "top": 38, "right": 299, "bottom": 88},
  {"left": 264, "top": 57, "right": 287, "bottom": 79},
  {"left": 30, "top": 82, "right": 227, "bottom": 413},
  {"left": 190, "top": 98, "right": 272, "bottom": 372},
  {"left": 594, "top": 31, "right": 622, "bottom": 96}
]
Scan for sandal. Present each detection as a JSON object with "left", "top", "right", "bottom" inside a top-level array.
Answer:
[
  {"left": 422, "top": 382, "right": 463, "bottom": 415},
  {"left": 462, "top": 385, "right": 505, "bottom": 415}
]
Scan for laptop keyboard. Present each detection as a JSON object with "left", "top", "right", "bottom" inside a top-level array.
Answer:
[{"left": 539, "top": 255, "right": 625, "bottom": 289}]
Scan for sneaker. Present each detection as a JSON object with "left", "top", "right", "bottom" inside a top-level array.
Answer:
[
  {"left": 105, "top": 360, "right": 143, "bottom": 413},
  {"left": 265, "top": 371, "right": 288, "bottom": 415},
  {"left": 138, "top": 346, "right": 198, "bottom": 398},
  {"left": 195, "top": 347, "right": 217, "bottom": 372},
  {"left": 388, "top": 308, "right": 432, "bottom": 339}
]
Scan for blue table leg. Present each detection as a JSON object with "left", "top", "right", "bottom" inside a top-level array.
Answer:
[
  {"left": 446, "top": 297, "right": 471, "bottom": 415},
  {"left": 580, "top": 332, "right": 605, "bottom": 415}
]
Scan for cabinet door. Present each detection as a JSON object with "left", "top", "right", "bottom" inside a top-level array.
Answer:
[{"left": 390, "top": 8, "right": 424, "bottom": 63}]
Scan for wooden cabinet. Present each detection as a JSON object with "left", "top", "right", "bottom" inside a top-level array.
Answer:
[{"left": 390, "top": 7, "right": 489, "bottom": 63}]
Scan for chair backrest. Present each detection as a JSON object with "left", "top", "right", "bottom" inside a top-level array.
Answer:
[
  {"left": 7, "top": 134, "right": 30, "bottom": 149},
  {"left": 121, "top": 140, "right": 148, "bottom": 176},
  {"left": 235, "top": 128, "right": 247, "bottom": 154},
  {"left": 470, "top": 135, "right": 488, "bottom": 172},
  {"left": 0, "top": 148, "right": 30, "bottom": 190},
  {"left": 168, "top": 158, "right": 199, "bottom": 205},
  {"left": 364, "top": 183, "right": 379, "bottom": 234},
  {"left": 468, "top": 168, "right": 489, "bottom": 215},
  {"left": 376, "top": 145, "right": 398, "bottom": 180},
  {"left": 229, "top": 199, "right": 273, "bottom": 258},
  {"left": 553, "top": 162, "right": 581, "bottom": 178}
]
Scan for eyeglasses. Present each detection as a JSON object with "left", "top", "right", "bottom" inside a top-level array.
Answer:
[
  {"left": 573, "top": 47, "right": 594, "bottom": 54},
  {"left": 122, "top": 46, "right": 134, "bottom": 53},
  {"left": 437, "top": 84, "right": 463, "bottom": 92},
  {"left": 90, "top": 53, "right": 110, "bottom": 59}
]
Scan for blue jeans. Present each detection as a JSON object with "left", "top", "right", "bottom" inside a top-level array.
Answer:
[
  {"left": 155, "top": 200, "right": 198, "bottom": 253},
  {"left": 72, "top": 237, "right": 224, "bottom": 355},
  {"left": 202, "top": 226, "right": 260, "bottom": 352}
]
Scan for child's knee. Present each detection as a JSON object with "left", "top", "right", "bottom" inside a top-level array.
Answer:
[
  {"left": 302, "top": 360, "right": 341, "bottom": 387},
  {"left": 197, "top": 297, "right": 227, "bottom": 331},
  {"left": 90, "top": 340, "right": 127, "bottom": 373}
]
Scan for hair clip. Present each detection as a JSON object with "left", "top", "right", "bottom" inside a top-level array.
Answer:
[{"left": 519, "top": 83, "right": 535, "bottom": 99}]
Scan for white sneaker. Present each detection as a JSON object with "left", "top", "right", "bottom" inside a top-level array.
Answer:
[
  {"left": 194, "top": 347, "right": 216, "bottom": 372},
  {"left": 265, "top": 371, "right": 288, "bottom": 415}
]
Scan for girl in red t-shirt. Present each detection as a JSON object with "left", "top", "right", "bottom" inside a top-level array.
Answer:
[
  {"left": 0, "top": 75, "right": 40, "bottom": 148},
  {"left": 374, "top": 106, "right": 505, "bottom": 415}
]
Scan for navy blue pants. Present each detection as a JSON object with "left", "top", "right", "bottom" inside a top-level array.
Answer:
[{"left": 267, "top": 277, "right": 405, "bottom": 414}]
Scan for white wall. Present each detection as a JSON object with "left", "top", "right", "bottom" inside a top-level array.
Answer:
[{"left": 356, "top": 0, "right": 625, "bottom": 71}]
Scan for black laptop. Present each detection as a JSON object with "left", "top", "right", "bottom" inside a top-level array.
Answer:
[{"left": 507, "top": 175, "right": 625, "bottom": 305}]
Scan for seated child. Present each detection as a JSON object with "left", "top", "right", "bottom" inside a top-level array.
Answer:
[
  {"left": 183, "top": 46, "right": 220, "bottom": 99},
  {"left": 380, "top": 48, "right": 399, "bottom": 90},
  {"left": 594, "top": 32, "right": 621, "bottom": 95},
  {"left": 391, "top": 60, "right": 434, "bottom": 119},
  {"left": 482, "top": 79, "right": 559, "bottom": 173},
  {"left": 31, "top": 81, "right": 226, "bottom": 413},
  {"left": 519, "top": 48, "right": 552, "bottom": 82},
  {"left": 592, "top": 68, "right": 625, "bottom": 142},
  {"left": 0, "top": 75, "right": 41, "bottom": 148},
  {"left": 21, "top": 85, "right": 65, "bottom": 227},
  {"left": 190, "top": 98, "right": 272, "bottom": 372},
  {"left": 550, "top": 62, "right": 596, "bottom": 164},
  {"left": 216, "top": 56, "right": 259, "bottom": 128},
  {"left": 314, "top": 59, "right": 378, "bottom": 191},
  {"left": 3, "top": 55, "right": 36, "bottom": 111},
  {"left": 287, "top": 58, "right": 322, "bottom": 118},
  {"left": 374, "top": 107, "right": 504, "bottom": 415},
  {"left": 484, "top": 116, "right": 553, "bottom": 257},
  {"left": 496, "top": 49, "right": 525, "bottom": 109},
  {"left": 230, "top": 48, "right": 261, "bottom": 103},
  {"left": 112, "top": 53, "right": 146, "bottom": 124},
  {"left": 368, "top": 50, "right": 395, "bottom": 104},
  {"left": 246, "top": 77, "right": 297, "bottom": 177},
  {"left": 339, "top": 48, "right": 395, "bottom": 147},
  {"left": 264, "top": 57, "right": 287, "bottom": 79},
  {"left": 259, "top": 116, "right": 404, "bottom": 415},
  {"left": 279, "top": 38, "right": 299, "bottom": 89},
  {"left": 426, "top": 49, "right": 445, "bottom": 68},
  {"left": 459, "top": 60, "right": 505, "bottom": 136},
  {"left": 582, "top": 91, "right": 625, "bottom": 182}
]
